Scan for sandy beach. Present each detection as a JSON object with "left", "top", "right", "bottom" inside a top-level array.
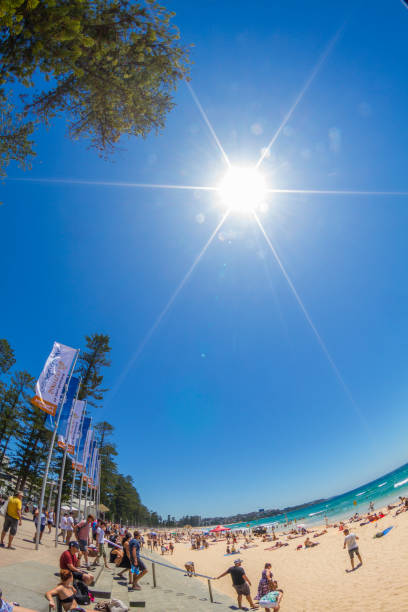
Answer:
[{"left": 167, "top": 505, "right": 408, "bottom": 611}]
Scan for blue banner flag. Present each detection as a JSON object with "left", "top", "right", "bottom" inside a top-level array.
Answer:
[
  {"left": 44, "top": 376, "right": 80, "bottom": 434},
  {"left": 72, "top": 416, "right": 91, "bottom": 471},
  {"left": 86, "top": 438, "right": 97, "bottom": 480}
]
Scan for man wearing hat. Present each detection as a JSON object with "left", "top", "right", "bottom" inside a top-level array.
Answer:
[
  {"left": 217, "top": 558, "right": 258, "bottom": 609},
  {"left": 1, "top": 490, "right": 23, "bottom": 550},
  {"left": 59, "top": 541, "right": 94, "bottom": 586}
]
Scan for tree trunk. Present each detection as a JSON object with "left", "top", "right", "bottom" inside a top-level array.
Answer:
[{"left": 0, "top": 431, "right": 12, "bottom": 468}]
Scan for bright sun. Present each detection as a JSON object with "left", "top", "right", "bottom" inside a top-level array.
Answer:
[{"left": 218, "top": 166, "right": 267, "bottom": 212}]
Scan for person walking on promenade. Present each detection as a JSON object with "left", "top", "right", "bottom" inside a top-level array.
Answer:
[
  {"left": 33, "top": 508, "right": 47, "bottom": 544},
  {"left": 66, "top": 512, "right": 74, "bottom": 545},
  {"left": 217, "top": 558, "right": 258, "bottom": 610},
  {"left": 48, "top": 510, "right": 54, "bottom": 534},
  {"left": 95, "top": 521, "right": 109, "bottom": 568},
  {"left": 1, "top": 491, "right": 23, "bottom": 550},
  {"left": 74, "top": 514, "right": 94, "bottom": 570},
  {"left": 116, "top": 532, "right": 132, "bottom": 583},
  {"left": 129, "top": 531, "right": 148, "bottom": 591},
  {"left": 343, "top": 528, "right": 363, "bottom": 571},
  {"left": 58, "top": 513, "right": 68, "bottom": 543}
]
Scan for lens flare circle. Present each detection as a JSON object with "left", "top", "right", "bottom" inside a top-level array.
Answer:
[{"left": 218, "top": 167, "right": 267, "bottom": 212}]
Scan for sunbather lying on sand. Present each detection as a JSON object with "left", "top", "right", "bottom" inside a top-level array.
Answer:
[
  {"left": 264, "top": 542, "right": 288, "bottom": 550},
  {"left": 313, "top": 530, "right": 327, "bottom": 538}
]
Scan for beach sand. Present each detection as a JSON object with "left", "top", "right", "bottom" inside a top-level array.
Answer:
[{"left": 168, "top": 507, "right": 408, "bottom": 611}]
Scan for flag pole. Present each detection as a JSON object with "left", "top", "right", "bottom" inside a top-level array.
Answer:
[
  {"left": 97, "top": 460, "right": 101, "bottom": 519},
  {"left": 84, "top": 478, "right": 89, "bottom": 518},
  {"left": 70, "top": 401, "right": 86, "bottom": 512},
  {"left": 35, "top": 349, "right": 80, "bottom": 551},
  {"left": 54, "top": 378, "right": 82, "bottom": 548},
  {"left": 78, "top": 472, "right": 85, "bottom": 521}
]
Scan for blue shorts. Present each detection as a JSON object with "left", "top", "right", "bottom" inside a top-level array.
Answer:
[
  {"left": 136, "top": 559, "right": 146, "bottom": 572},
  {"left": 78, "top": 538, "right": 88, "bottom": 551}
]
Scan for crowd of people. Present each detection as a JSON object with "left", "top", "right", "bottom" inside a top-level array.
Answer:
[
  {"left": 3, "top": 492, "right": 408, "bottom": 610},
  {"left": 0, "top": 490, "right": 153, "bottom": 610}
]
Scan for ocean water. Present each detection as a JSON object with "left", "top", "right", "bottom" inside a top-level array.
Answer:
[{"left": 228, "top": 461, "right": 408, "bottom": 529}]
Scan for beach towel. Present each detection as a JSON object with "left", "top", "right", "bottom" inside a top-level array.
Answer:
[
  {"left": 224, "top": 551, "right": 240, "bottom": 556},
  {"left": 259, "top": 591, "right": 281, "bottom": 609}
]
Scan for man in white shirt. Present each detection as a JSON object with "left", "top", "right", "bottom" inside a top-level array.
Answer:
[
  {"left": 94, "top": 521, "right": 108, "bottom": 568},
  {"left": 343, "top": 528, "right": 363, "bottom": 570},
  {"left": 58, "top": 513, "right": 68, "bottom": 542},
  {"left": 66, "top": 512, "right": 75, "bottom": 544}
]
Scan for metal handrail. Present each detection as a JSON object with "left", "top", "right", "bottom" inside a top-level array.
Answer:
[
  {"left": 104, "top": 538, "right": 217, "bottom": 602},
  {"left": 139, "top": 553, "right": 216, "bottom": 580}
]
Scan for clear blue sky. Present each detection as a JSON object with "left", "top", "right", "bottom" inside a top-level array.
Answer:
[{"left": 2, "top": 0, "right": 408, "bottom": 518}]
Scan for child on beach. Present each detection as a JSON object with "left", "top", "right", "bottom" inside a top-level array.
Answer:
[{"left": 343, "top": 528, "right": 363, "bottom": 571}]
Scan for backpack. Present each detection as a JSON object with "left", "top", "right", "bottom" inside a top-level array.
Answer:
[
  {"left": 109, "top": 599, "right": 129, "bottom": 612},
  {"left": 73, "top": 580, "right": 91, "bottom": 605}
]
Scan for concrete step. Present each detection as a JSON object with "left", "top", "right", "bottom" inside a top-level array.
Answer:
[{"left": 92, "top": 565, "right": 115, "bottom": 598}]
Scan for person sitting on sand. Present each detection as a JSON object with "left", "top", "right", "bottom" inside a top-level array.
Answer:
[
  {"left": 0, "top": 588, "right": 36, "bottom": 612},
  {"left": 226, "top": 545, "right": 231, "bottom": 554},
  {"left": 45, "top": 569, "right": 97, "bottom": 611},
  {"left": 304, "top": 537, "right": 318, "bottom": 548},
  {"left": 184, "top": 561, "right": 195, "bottom": 577},
  {"left": 343, "top": 528, "right": 363, "bottom": 571}
]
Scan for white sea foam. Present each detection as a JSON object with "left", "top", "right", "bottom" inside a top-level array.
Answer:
[
  {"left": 378, "top": 482, "right": 387, "bottom": 488},
  {"left": 394, "top": 478, "right": 408, "bottom": 488},
  {"left": 309, "top": 510, "right": 325, "bottom": 516},
  {"left": 356, "top": 491, "right": 367, "bottom": 496}
]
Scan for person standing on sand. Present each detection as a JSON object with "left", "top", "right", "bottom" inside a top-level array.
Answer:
[
  {"left": 217, "top": 558, "right": 258, "bottom": 610},
  {"left": 343, "top": 528, "right": 363, "bottom": 571}
]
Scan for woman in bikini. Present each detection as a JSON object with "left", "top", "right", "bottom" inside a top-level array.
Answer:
[{"left": 45, "top": 570, "right": 97, "bottom": 611}]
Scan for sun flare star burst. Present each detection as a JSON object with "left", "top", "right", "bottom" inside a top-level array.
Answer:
[{"left": 218, "top": 167, "right": 267, "bottom": 212}]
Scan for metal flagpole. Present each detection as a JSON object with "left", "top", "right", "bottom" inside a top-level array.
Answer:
[
  {"left": 84, "top": 479, "right": 89, "bottom": 517},
  {"left": 46, "top": 480, "right": 55, "bottom": 512},
  {"left": 91, "top": 484, "right": 95, "bottom": 516},
  {"left": 70, "top": 401, "right": 86, "bottom": 511},
  {"left": 54, "top": 379, "right": 81, "bottom": 547},
  {"left": 78, "top": 472, "right": 84, "bottom": 521},
  {"left": 35, "top": 349, "right": 80, "bottom": 551},
  {"left": 96, "top": 460, "right": 101, "bottom": 519}
]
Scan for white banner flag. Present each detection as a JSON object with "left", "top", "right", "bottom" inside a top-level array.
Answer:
[
  {"left": 58, "top": 399, "right": 85, "bottom": 455},
  {"left": 31, "top": 342, "right": 77, "bottom": 416}
]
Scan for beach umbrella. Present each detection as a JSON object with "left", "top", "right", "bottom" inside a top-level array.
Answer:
[{"left": 210, "top": 525, "right": 231, "bottom": 532}]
